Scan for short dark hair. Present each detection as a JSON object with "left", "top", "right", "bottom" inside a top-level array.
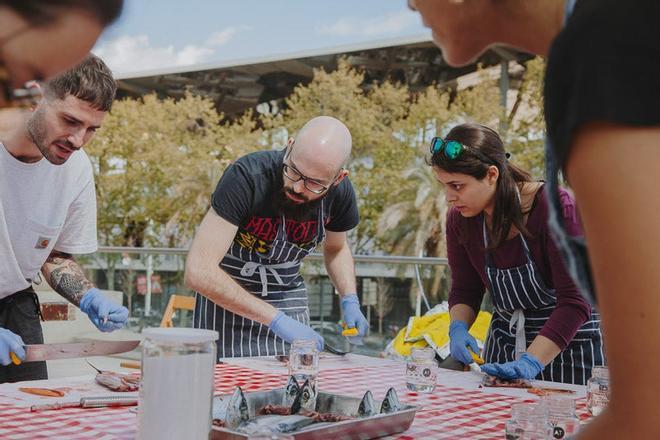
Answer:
[
  {"left": 0, "top": 0, "right": 123, "bottom": 27},
  {"left": 43, "top": 54, "right": 117, "bottom": 112}
]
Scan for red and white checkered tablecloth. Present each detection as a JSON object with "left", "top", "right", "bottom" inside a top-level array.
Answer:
[{"left": 0, "top": 362, "right": 591, "bottom": 439}]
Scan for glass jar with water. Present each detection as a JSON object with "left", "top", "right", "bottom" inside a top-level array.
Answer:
[
  {"left": 542, "top": 395, "right": 580, "bottom": 439},
  {"left": 288, "top": 339, "right": 319, "bottom": 384},
  {"left": 586, "top": 366, "right": 609, "bottom": 416},
  {"left": 505, "top": 402, "right": 552, "bottom": 440},
  {"left": 405, "top": 347, "right": 438, "bottom": 392},
  {"left": 138, "top": 328, "right": 218, "bottom": 440}
]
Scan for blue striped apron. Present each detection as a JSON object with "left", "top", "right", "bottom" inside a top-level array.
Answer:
[
  {"left": 193, "top": 201, "right": 326, "bottom": 358},
  {"left": 481, "top": 219, "right": 605, "bottom": 385}
]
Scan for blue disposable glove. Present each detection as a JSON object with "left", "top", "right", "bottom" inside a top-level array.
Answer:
[
  {"left": 269, "top": 311, "right": 324, "bottom": 351},
  {"left": 0, "top": 328, "right": 25, "bottom": 366},
  {"left": 341, "top": 294, "right": 369, "bottom": 345},
  {"left": 481, "top": 353, "right": 544, "bottom": 380},
  {"left": 449, "top": 320, "right": 480, "bottom": 365},
  {"left": 79, "top": 288, "right": 129, "bottom": 332}
]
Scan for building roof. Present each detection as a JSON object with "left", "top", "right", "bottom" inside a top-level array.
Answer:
[{"left": 116, "top": 35, "right": 532, "bottom": 117}]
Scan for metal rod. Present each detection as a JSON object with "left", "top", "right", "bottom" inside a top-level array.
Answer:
[{"left": 96, "top": 246, "right": 448, "bottom": 266}]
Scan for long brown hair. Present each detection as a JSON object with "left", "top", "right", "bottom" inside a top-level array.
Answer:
[{"left": 429, "top": 123, "right": 533, "bottom": 249}]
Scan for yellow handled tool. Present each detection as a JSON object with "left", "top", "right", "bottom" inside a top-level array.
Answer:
[
  {"left": 469, "top": 348, "right": 485, "bottom": 365},
  {"left": 341, "top": 323, "right": 359, "bottom": 337},
  {"left": 10, "top": 352, "right": 22, "bottom": 365}
]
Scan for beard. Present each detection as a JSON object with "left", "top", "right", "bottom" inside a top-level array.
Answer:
[
  {"left": 26, "top": 108, "right": 70, "bottom": 165},
  {"left": 273, "top": 186, "right": 326, "bottom": 221}
]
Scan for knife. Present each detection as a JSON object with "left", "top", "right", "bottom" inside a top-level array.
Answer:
[{"left": 10, "top": 340, "right": 140, "bottom": 365}]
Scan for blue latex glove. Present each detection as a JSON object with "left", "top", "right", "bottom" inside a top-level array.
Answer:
[
  {"left": 0, "top": 328, "right": 25, "bottom": 366},
  {"left": 341, "top": 294, "right": 369, "bottom": 345},
  {"left": 79, "top": 288, "right": 129, "bottom": 332},
  {"left": 481, "top": 353, "right": 544, "bottom": 380},
  {"left": 449, "top": 320, "right": 480, "bottom": 365},
  {"left": 269, "top": 311, "right": 324, "bottom": 351}
]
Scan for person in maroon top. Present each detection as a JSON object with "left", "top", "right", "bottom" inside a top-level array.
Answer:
[{"left": 431, "top": 123, "right": 603, "bottom": 385}]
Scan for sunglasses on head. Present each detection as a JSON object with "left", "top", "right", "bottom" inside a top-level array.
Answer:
[{"left": 429, "top": 137, "right": 495, "bottom": 164}]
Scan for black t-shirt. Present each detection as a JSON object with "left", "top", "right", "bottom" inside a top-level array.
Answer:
[
  {"left": 545, "top": 0, "right": 660, "bottom": 168},
  {"left": 211, "top": 149, "right": 359, "bottom": 253}
]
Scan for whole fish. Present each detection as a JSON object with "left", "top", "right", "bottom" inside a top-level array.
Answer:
[
  {"left": 224, "top": 386, "right": 249, "bottom": 430},
  {"left": 380, "top": 387, "right": 402, "bottom": 413}
]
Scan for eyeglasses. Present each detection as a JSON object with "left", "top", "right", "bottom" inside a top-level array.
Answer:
[
  {"left": 429, "top": 137, "right": 494, "bottom": 164},
  {"left": 283, "top": 163, "right": 332, "bottom": 194}
]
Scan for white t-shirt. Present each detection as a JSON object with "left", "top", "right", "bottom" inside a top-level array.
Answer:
[{"left": 0, "top": 142, "right": 97, "bottom": 298}]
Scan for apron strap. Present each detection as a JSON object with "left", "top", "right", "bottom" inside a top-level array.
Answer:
[
  {"left": 509, "top": 309, "right": 527, "bottom": 360},
  {"left": 238, "top": 260, "right": 299, "bottom": 297}
]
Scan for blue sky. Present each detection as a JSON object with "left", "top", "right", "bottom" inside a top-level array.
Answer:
[{"left": 93, "top": 0, "right": 429, "bottom": 76}]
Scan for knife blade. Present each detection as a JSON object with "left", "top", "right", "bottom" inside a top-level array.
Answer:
[{"left": 11, "top": 340, "right": 140, "bottom": 364}]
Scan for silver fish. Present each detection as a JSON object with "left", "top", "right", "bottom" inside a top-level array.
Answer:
[
  {"left": 236, "top": 415, "right": 315, "bottom": 435},
  {"left": 357, "top": 390, "right": 377, "bottom": 417},
  {"left": 380, "top": 387, "right": 402, "bottom": 413},
  {"left": 282, "top": 375, "right": 300, "bottom": 407},
  {"left": 224, "top": 386, "right": 249, "bottom": 430}
]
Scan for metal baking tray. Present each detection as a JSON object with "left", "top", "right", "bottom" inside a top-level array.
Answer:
[{"left": 210, "top": 387, "right": 420, "bottom": 440}]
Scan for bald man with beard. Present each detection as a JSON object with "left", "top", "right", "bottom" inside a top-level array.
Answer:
[{"left": 185, "top": 116, "right": 368, "bottom": 358}]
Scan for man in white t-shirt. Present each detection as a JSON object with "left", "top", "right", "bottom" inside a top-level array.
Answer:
[{"left": 0, "top": 54, "right": 128, "bottom": 382}]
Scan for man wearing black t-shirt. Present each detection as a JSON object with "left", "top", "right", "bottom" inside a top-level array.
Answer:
[{"left": 184, "top": 116, "right": 369, "bottom": 358}]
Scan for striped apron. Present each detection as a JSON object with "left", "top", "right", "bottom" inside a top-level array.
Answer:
[
  {"left": 193, "top": 201, "right": 326, "bottom": 358},
  {"left": 481, "top": 220, "right": 605, "bottom": 385}
]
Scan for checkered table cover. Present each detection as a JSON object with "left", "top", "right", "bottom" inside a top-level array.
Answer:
[{"left": 0, "top": 363, "right": 591, "bottom": 439}]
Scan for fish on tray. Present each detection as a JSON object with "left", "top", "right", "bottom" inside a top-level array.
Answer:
[
  {"left": 380, "top": 387, "right": 403, "bottom": 414},
  {"left": 224, "top": 387, "right": 250, "bottom": 430},
  {"left": 214, "top": 376, "right": 407, "bottom": 434},
  {"left": 290, "top": 378, "right": 317, "bottom": 413},
  {"left": 357, "top": 390, "right": 377, "bottom": 417},
  {"left": 282, "top": 375, "right": 300, "bottom": 407}
]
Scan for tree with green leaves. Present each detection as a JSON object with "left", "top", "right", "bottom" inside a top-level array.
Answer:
[{"left": 85, "top": 93, "right": 252, "bottom": 309}]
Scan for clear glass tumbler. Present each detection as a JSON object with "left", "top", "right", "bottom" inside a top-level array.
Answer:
[{"left": 405, "top": 347, "right": 438, "bottom": 393}]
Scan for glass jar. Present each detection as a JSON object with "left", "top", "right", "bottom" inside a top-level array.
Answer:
[
  {"left": 138, "top": 328, "right": 219, "bottom": 440},
  {"left": 505, "top": 402, "right": 552, "bottom": 440},
  {"left": 405, "top": 347, "right": 438, "bottom": 393},
  {"left": 288, "top": 339, "right": 319, "bottom": 384},
  {"left": 542, "top": 395, "right": 580, "bottom": 439},
  {"left": 586, "top": 366, "right": 609, "bottom": 416}
]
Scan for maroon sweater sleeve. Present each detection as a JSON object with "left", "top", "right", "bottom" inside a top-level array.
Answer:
[
  {"left": 446, "top": 208, "right": 486, "bottom": 314},
  {"left": 536, "top": 188, "right": 592, "bottom": 349}
]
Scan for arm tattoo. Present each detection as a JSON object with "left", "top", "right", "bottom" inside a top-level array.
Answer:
[{"left": 42, "top": 251, "right": 94, "bottom": 306}]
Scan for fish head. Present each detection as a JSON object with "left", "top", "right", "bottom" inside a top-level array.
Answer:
[
  {"left": 357, "top": 390, "right": 377, "bottom": 417},
  {"left": 380, "top": 387, "right": 401, "bottom": 413},
  {"left": 298, "top": 378, "right": 318, "bottom": 412},
  {"left": 225, "top": 386, "right": 250, "bottom": 429},
  {"left": 282, "top": 375, "right": 300, "bottom": 406}
]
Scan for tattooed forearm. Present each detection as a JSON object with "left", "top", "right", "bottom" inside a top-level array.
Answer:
[{"left": 42, "top": 251, "right": 94, "bottom": 306}]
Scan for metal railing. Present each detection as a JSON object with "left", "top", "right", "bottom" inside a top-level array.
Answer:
[
  {"left": 90, "top": 246, "right": 450, "bottom": 356},
  {"left": 97, "top": 246, "right": 448, "bottom": 265}
]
